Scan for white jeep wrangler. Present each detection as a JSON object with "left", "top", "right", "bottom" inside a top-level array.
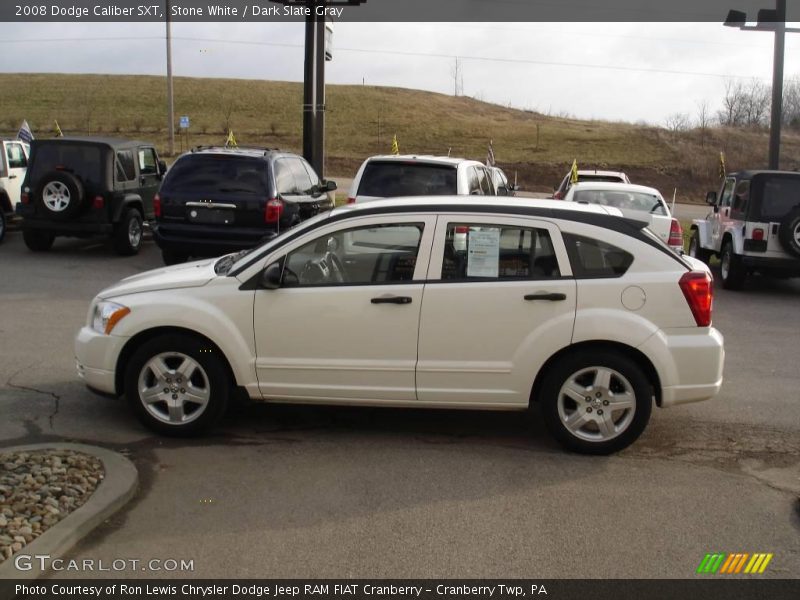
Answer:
[
  {"left": 0, "top": 139, "right": 30, "bottom": 243},
  {"left": 688, "top": 170, "right": 800, "bottom": 289}
]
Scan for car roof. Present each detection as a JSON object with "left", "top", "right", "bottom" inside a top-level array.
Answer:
[
  {"left": 575, "top": 169, "right": 628, "bottom": 178},
  {"left": 332, "top": 196, "right": 619, "bottom": 217},
  {"left": 30, "top": 136, "right": 150, "bottom": 149},
  {"left": 569, "top": 182, "right": 663, "bottom": 196},
  {"left": 728, "top": 169, "right": 800, "bottom": 180},
  {"left": 363, "top": 155, "right": 483, "bottom": 167}
]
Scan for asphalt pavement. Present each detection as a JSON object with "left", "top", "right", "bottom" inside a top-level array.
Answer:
[{"left": 0, "top": 225, "right": 798, "bottom": 579}]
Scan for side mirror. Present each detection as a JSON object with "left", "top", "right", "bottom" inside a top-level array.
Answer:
[
  {"left": 705, "top": 191, "right": 717, "bottom": 205},
  {"left": 260, "top": 262, "right": 283, "bottom": 290},
  {"left": 324, "top": 180, "right": 337, "bottom": 192}
]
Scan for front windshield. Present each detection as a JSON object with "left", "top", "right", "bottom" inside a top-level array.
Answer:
[
  {"left": 219, "top": 210, "right": 335, "bottom": 275},
  {"left": 573, "top": 189, "right": 667, "bottom": 215}
]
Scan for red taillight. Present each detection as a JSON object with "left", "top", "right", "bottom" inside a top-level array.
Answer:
[
  {"left": 346, "top": 197, "right": 356, "bottom": 204},
  {"left": 679, "top": 271, "right": 713, "bottom": 327},
  {"left": 668, "top": 218, "right": 683, "bottom": 248},
  {"left": 92, "top": 195, "right": 104, "bottom": 209},
  {"left": 454, "top": 226, "right": 469, "bottom": 234},
  {"left": 265, "top": 198, "right": 284, "bottom": 223},
  {"left": 153, "top": 193, "right": 161, "bottom": 217},
  {"left": 21, "top": 191, "right": 30, "bottom": 204},
  {"left": 752, "top": 228, "right": 764, "bottom": 241}
]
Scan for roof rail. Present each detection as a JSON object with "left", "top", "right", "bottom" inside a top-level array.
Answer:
[{"left": 191, "top": 144, "right": 283, "bottom": 155}]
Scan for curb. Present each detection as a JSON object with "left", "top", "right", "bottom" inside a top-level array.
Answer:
[{"left": 0, "top": 443, "right": 138, "bottom": 580}]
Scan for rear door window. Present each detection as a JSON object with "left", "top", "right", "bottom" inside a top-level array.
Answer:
[
  {"left": 30, "top": 143, "right": 103, "bottom": 187},
  {"left": 116, "top": 151, "right": 136, "bottom": 181},
  {"left": 162, "top": 155, "right": 268, "bottom": 195},
  {"left": 357, "top": 161, "right": 457, "bottom": 197}
]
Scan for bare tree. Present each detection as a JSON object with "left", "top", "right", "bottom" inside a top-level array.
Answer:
[
  {"left": 696, "top": 99, "right": 712, "bottom": 147},
  {"left": 718, "top": 78, "right": 747, "bottom": 126},
  {"left": 741, "top": 78, "right": 770, "bottom": 127},
  {"left": 664, "top": 112, "right": 691, "bottom": 132},
  {"left": 783, "top": 75, "right": 800, "bottom": 129},
  {"left": 450, "top": 57, "right": 464, "bottom": 97}
]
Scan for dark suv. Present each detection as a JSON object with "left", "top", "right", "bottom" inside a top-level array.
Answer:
[
  {"left": 152, "top": 146, "right": 336, "bottom": 264},
  {"left": 16, "top": 137, "right": 165, "bottom": 255}
]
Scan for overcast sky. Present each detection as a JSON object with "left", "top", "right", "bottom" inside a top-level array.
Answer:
[{"left": 2, "top": 20, "right": 799, "bottom": 125}]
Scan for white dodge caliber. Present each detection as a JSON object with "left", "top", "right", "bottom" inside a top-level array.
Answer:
[{"left": 76, "top": 198, "right": 724, "bottom": 454}]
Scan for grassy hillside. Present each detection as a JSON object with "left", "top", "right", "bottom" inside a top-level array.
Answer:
[{"left": 2, "top": 73, "right": 799, "bottom": 200}]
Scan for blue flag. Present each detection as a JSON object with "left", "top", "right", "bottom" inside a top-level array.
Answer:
[{"left": 17, "top": 120, "right": 34, "bottom": 143}]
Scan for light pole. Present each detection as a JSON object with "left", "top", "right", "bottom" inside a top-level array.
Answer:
[
  {"left": 165, "top": 0, "right": 175, "bottom": 156},
  {"left": 724, "top": 0, "right": 799, "bottom": 169}
]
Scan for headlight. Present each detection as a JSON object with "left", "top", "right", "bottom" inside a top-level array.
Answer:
[{"left": 91, "top": 301, "right": 130, "bottom": 335}]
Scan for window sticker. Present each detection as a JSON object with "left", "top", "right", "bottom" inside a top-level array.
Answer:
[{"left": 467, "top": 228, "right": 500, "bottom": 277}]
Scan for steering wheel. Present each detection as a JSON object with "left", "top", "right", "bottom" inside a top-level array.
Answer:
[{"left": 325, "top": 251, "right": 346, "bottom": 283}]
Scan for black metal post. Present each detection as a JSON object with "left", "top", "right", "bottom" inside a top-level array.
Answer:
[
  {"left": 313, "top": 14, "right": 326, "bottom": 176},
  {"left": 768, "top": 0, "right": 786, "bottom": 169},
  {"left": 302, "top": 10, "right": 317, "bottom": 164}
]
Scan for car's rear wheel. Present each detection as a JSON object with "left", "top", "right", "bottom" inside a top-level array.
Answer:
[
  {"left": 125, "top": 334, "right": 229, "bottom": 436},
  {"left": 688, "top": 229, "right": 711, "bottom": 264},
  {"left": 112, "top": 208, "right": 143, "bottom": 256},
  {"left": 540, "top": 350, "right": 653, "bottom": 454},
  {"left": 22, "top": 229, "right": 55, "bottom": 252},
  {"left": 719, "top": 240, "right": 746, "bottom": 290},
  {"left": 161, "top": 249, "right": 189, "bottom": 265},
  {"left": 36, "top": 171, "right": 85, "bottom": 219}
]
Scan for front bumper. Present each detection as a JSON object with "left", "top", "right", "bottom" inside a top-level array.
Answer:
[
  {"left": 638, "top": 327, "right": 725, "bottom": 407},
  {"left": 74, "top": 326, "right": 129, "bottom": 396}
]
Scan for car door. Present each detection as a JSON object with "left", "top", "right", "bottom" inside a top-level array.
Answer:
[
  {"left": 4, "top": 141, "right": 29, "bottom": 208},
  {"left": 710, "top": 177, "right": 735, "bottom": 251},
  {"left": 417, "top": 216, "right": 576, "bottom": 407},
  {"left": 136, "top": 147, "right": 161, "bottom": 217},
  {"left": 252, "top": 215, "right": 436, "bottom": 403}
]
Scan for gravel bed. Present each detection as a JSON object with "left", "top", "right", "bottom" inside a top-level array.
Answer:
[{"left": 0, "top": 449, "right": 104, "bottom": 563}]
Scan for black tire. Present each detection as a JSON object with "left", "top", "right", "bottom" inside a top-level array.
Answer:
[
  {"left": 777, "top": 208, "right": 800, "bottom": 257},
  {"left": 539, "top": 350, "right": 653, "bottom": 455},
  {"left": 0, "top": 211, "right": 6, "bottom": 244},
  {"left": 688, "top": 229, "right": 711, "bottom": 264},
  {"left": 22, "top": 229, "right": 55, "bottom": 252},
  {"left": 161, "top": 248, "right": 189, "bottom": 265},
  {"left": 35, "top": 171, "right": 85, "bottom": 220},
  {"left": 125, "top": 334, "right": 229, "bottom": 436},
  {"left": 719, "top": 240, "right": 746, "bottom": 290},
  {"left": 112, "top": 208, "right": 143, "bottom": 256}
]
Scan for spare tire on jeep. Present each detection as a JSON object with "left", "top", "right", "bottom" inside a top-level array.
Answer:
[
  {"left": 778, "top": 207, "right": 800, "bottom": 257},
  {"left": 36, "top": 171, "right": 85, "bottom": 220}
]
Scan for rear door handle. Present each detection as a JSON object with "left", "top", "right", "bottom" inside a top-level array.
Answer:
[
  {"left": 371, "top": 296, "right": 413, "bottom": 305},
  {"left": 524, "top": 293, "right": 566, "bottom": 301}
]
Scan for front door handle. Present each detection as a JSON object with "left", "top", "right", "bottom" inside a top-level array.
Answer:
[
  {"left": 524, "top": 293, "right": 566, "bottom": 301},
  {"left": 371, "top": 296, "right": 413, "bottom": 305}
]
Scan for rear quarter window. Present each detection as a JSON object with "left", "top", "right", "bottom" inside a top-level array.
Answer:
[
  {"left": 563, "top": 233, "right": 633, "bottom": 278},
  {"left": 357, "top": 162, "right": 457, "bottom": 197}
]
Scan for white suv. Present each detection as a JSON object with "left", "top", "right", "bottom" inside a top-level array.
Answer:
[
  {"left": 75, "top": 197, "right": 724, "bottom": 454},
  {"left": 347, "top": 155, "right": 496, "bottom": 203},
  {"left": 0, "top": 139, "right": 30, "bottom": 242}
]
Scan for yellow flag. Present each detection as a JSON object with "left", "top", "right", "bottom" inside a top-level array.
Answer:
[
  {"left": 570, "top": 159, "right": 579, "bottom": 184},
  {"left": 54, "top": 120, "right": 63, "bottom": 137},
  {"left": 391, "top": 134, "right": 399, "bottom": 155},
  {"left": 718, "top": 151, "right": 726, "bottom": 179},
  {"left": 225, "top": 129, "right": 237, "bottom": 148}
]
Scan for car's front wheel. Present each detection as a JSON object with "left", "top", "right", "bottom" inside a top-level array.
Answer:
[
  {"left": 719, "top": 240, "right": 746, "bottom": 290},
  {"left": 125, "top": 334, "right": 229, "bottom": 436},
  {"left": 540, "top": 350, "right": 653, "bottom": 454},
  {"left": 688, "top": 229, "right": 711, "bottom": 264},
  {"left": 22, "top": 229, "right": 55, "bottom": 252}
]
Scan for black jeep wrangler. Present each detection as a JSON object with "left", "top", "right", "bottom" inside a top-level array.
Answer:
[{"left": 16, "top": 137, "right": 165, "bottom": 255}]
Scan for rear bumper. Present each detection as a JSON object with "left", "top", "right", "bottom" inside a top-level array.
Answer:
[
  {"left": 740, "top": 254, "right": 800, "bottom": 275},
  {"left": 638, "top": 327, "right": 725, "bottom": 407},
  {"left": 152, "top": 222, "right": 279, "bottom": 255}
]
